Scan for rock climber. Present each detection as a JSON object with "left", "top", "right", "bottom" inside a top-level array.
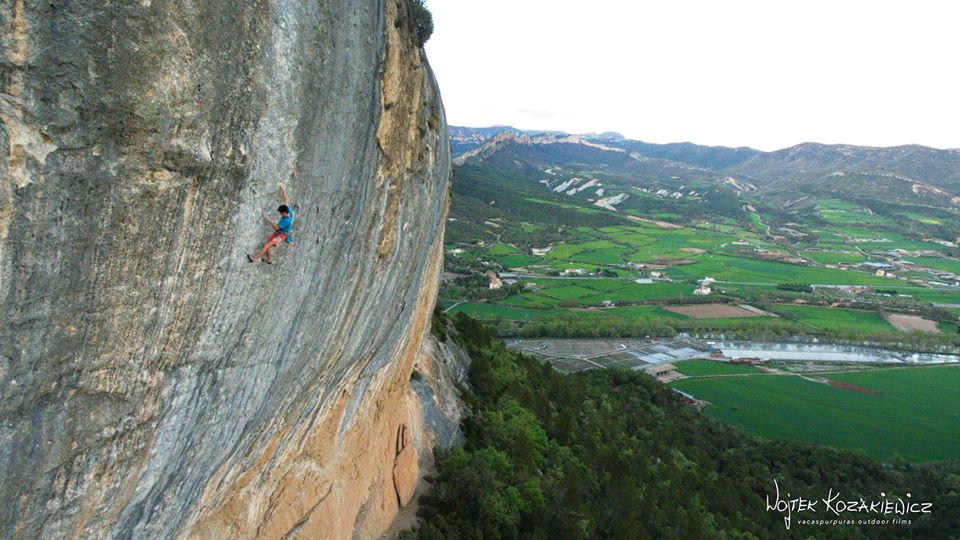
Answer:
[{"left": 248, "top": 184, "right": 293, "bottom": 264}]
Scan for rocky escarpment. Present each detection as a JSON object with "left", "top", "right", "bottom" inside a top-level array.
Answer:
[{"left": 0, "top": 0, "right": 450, "bottom": 538}]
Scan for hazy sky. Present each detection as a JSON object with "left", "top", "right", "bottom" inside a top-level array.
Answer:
[{"left": 424, "top": 0, "right": 960, "bottom": 151}]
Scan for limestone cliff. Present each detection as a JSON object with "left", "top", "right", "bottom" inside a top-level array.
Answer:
[{"left": 0, "top": 0, "right": 451, "bottom": 538}]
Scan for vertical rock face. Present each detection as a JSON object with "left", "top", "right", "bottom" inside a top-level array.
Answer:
[
  {"left": 410, "top": 333, "right": 470, "bottom": 454},
  {"left": 0, "top": 0, "right": 449, "bottom": 538}
]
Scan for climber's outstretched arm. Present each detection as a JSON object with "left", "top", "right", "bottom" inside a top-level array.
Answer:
[
  {"left": 262, "top": 213, "right": 279, "bottom": 230},
  {"left": 280, "top": 184, "right": 289, "bottom": 206}
]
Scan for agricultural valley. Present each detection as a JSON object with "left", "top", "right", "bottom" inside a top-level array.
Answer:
[{"left": 438, "top": 126, "right": 960, "bottom": 465}]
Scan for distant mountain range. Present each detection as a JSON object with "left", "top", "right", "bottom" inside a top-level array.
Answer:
[
  {"left": 447, "top": 125, "right": 960, "bottom": 246},
  {"left": 450, "top": 126, "right": 960, "bottom": 192},
  {"left": 450, "top": 126, "right": 564, "bottom": 156}
]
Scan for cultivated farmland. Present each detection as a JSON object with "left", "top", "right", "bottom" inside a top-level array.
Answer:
[{"left": 672, "top": 365, "right": 960, "bottom": 462}]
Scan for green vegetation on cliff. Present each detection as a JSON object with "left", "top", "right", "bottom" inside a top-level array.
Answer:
[
  {"left": 405, "top": 314, "right": 960, "bottom": 539},
  {"left": 408, "top": 0, "right": 434, "bottom": 46}
]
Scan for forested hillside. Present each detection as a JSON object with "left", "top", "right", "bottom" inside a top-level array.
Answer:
[{"left": 404, "top": 314, "right": 960, "bottom": 539}]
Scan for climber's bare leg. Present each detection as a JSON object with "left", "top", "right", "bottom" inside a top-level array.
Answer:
[{"left": 250, "top": 240, "right": 272, "bottom": 261}]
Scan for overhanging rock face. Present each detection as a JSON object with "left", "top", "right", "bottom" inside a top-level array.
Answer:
[{"left": 0, "top": 0, "right": 450, "bottom": 538}]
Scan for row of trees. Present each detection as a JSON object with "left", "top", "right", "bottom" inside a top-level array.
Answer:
[{"left": 485, "top": 313, "right": 960, "bottom": 352}]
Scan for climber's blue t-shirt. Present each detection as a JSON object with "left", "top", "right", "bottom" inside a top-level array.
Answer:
[{"left": 278, "top": 211, "right": 294, "bottom": 235}]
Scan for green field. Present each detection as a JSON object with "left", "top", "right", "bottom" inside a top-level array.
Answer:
[
  {"left": 674, "top": 360, "right": 760, "bottom": 376},
  {"left": 605, "top": 305, "right": 686, "bottom": 320},
  {"left": 814, "top": 199, "right": 888, "bottom": 225},
  {"left": 546, "top": 240, "right": 620, "bottom": 261},
  {"left": 910, "top": 256, "right": 960, "bottom": 275},
  {"left": 499, "top": 294, "right": 559, "bottom": 309},
  {"left": 540, "top": 285, "right": 596, "bottom": 301},
  {"left": 578, "top": 282, "right": 694, "bottom": 303},
  {"left": 800, "top": 250, "right": 866, "bottom": 265},
  {"left": 896, "top": 211, "right": 944, "bottom": 225},
  {"left": 666, "top": 254, "right": 890, "bottom": 286},
  {"left": 770, "top": 305, "right": 895, "bottom": 333},
  {"left": 487, "top": 243, "right": 519, "bottom": 256},
  {"left": 898, "top": 288, "right": 960, "bottom": 305},
  {"left": 545, "top": 278, "right": 627, "bottom": 292},
  {"left": 813, "top": 231, "right": 852, "bottom": 250},
  {"left": 673, "top": 366, "right": 960, "bottom": 462},
  {"left": 513, "top": 279, "right": 695, "bottom": 307},
  {"left": 830, "top": 228, "right": 946, "bottom": 252},
  {"left": 447, "top": 303, "right": 548, "bottom": 321},
  {"left": 571, "top": 249, "right": 626, "bottom": 265},
  {"left": 523, "top": 197, "right": 579, "bottom": 209}
]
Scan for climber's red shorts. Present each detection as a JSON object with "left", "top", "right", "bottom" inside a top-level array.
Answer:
[{"left": 267, "top": 231, "right": 287, "bottom": 247}]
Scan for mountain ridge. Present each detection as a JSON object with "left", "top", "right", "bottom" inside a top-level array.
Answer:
[
  {"left": 451, "top": 126, "right": 960, "bottom": 193},
  {"left": 451, "top": 125, "right": 960, "bottom": 157}
]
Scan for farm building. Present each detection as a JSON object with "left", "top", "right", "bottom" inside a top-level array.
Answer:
[
  {"left": 486, "top": 271, "right": 503, "bottom": 290},
  {"left": 693, "top": 277, "right": 714, "bottom": 296},
  {"left": 642, "top": 363, "right": 679, "bottom": 382}
]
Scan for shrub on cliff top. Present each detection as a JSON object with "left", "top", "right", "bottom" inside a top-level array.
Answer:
[{"left": 409, "top": 0, "right": 434, "bottom": 47}]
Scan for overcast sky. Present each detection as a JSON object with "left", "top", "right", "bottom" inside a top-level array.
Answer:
[{"left": 424, "top": 0, "right": 960, "bottom": 151}]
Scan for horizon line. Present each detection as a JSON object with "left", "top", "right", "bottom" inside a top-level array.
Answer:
[{"left": 450, "top": 124, "right": 960, "bottom": 153}]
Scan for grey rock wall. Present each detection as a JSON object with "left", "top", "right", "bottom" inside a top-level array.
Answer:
[
  {"left": 0, "top": 0, "right": 449, "bottom": 538},
  {"left": 411, "top": 333, "right": 470, "bottom": 453}
]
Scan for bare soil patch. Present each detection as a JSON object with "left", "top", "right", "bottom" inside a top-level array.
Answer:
[
  {"left": 826, "top": 379, "right": 881, "bottom": 395},
  {"left": 626, "top": 215, "right": 683, "bottom": 229},
  {"left": 653, "top": 257, "right": 695, "bottom": 265},
  {"left": 665, "top": 304, "right": 776, "bottom": 319},
  {"left": 884, "top": 313, "right": 940, "bottom": 333}
]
